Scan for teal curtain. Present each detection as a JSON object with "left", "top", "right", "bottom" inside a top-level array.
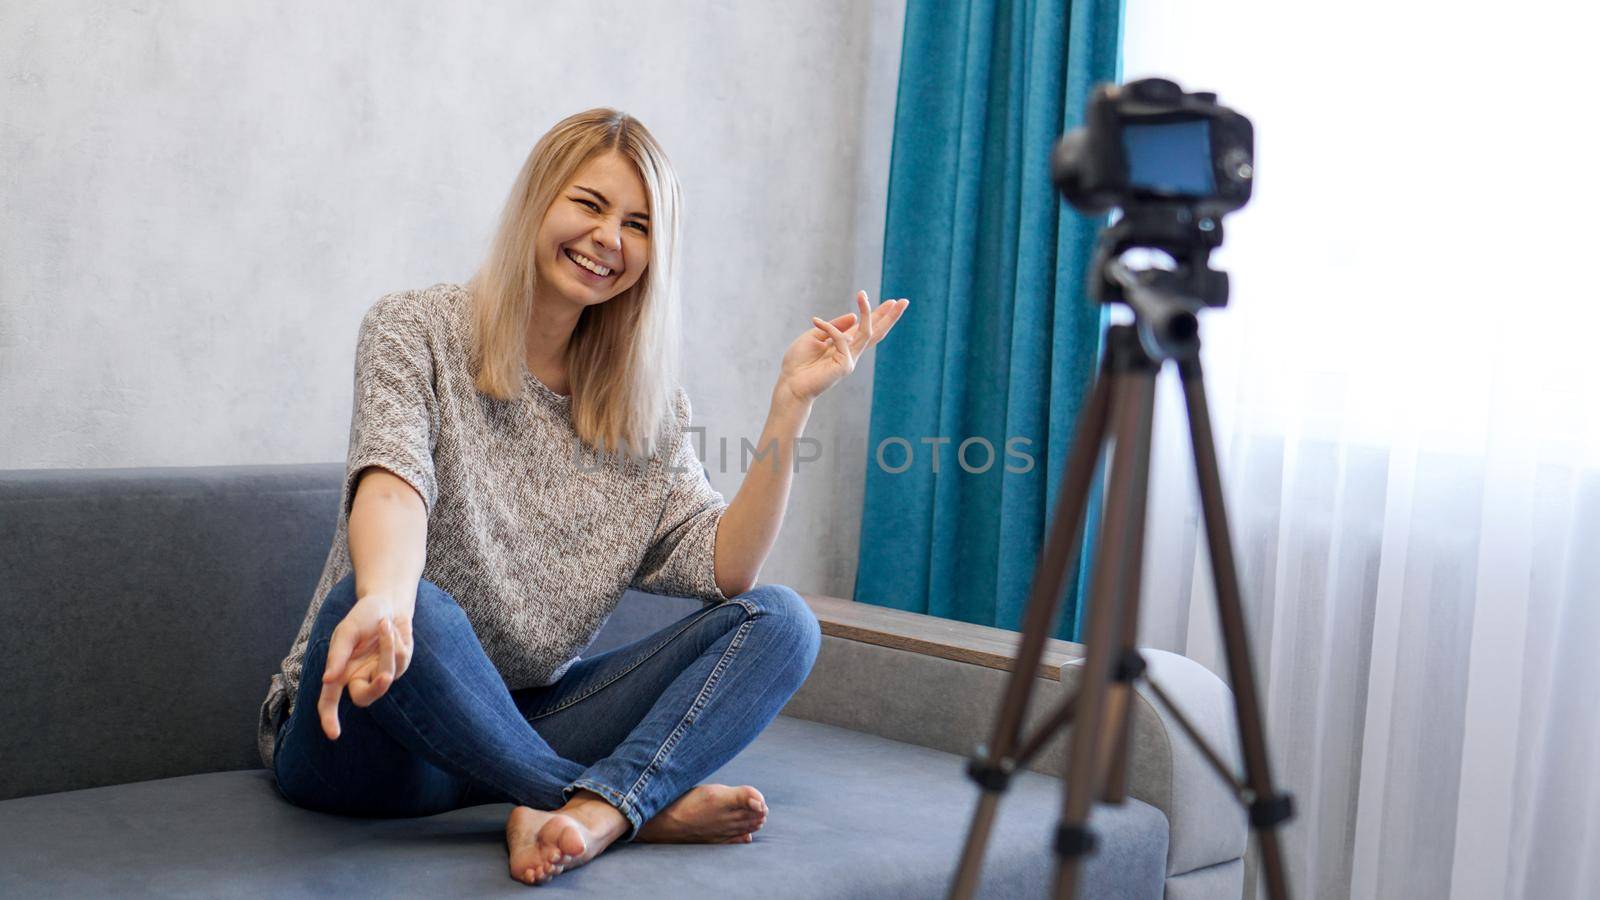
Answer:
[{"left": 854, "top": 0, "right": 1122, "bottom": 641}]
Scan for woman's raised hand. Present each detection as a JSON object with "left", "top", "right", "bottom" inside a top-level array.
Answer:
[
  {"left": 777, "top": 290, "right": 909, "bottom": 405},
  {"left": 317, "top": 592, "right": 415, "bottom": 740}
]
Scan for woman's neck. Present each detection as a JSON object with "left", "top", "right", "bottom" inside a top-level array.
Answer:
[{"left": 524, "top": 297, "right": 582, "bottom": 396}]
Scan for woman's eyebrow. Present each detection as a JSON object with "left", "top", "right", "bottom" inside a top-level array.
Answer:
[{"left": 574, "top": 185, "right": 650, "bottom": 221}]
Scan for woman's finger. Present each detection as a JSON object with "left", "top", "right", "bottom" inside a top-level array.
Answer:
[
  {"left": 348, "top": 652, "right": 384, "bottom": 705},
  {"left": 322, "top": 621, "right": 358, "bottom": 684},
  {"left": 810, "top": 316, "right": 854, "bottom": 365},
  {"left": 871, "top": 298, "right": 909, "bottom": 345},
  {"left": 810, "top": 312, "right": 856, "bottom": 340},
  {"left": 317, "top": 672, "right": 346, "bottom": 740},
  {"left": 395, "top": 618, "right": 414, "bottom": 677},
  {"left": 879, "top": 297, "right": 907, "bottom": 328},
  {"left": 374, "top": 617, "right": 397, "bottom": 696},
  {"left": 854, "top": 291, "right": 874, "bottom": 351}
]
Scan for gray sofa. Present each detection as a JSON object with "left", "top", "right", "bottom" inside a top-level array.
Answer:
[{"left": 0, "top": 463, "right": 1247, "bottom": 898}]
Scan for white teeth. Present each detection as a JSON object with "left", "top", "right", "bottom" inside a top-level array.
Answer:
[{"left": 568, "top": 249, "right": 612, "bottom": 276}]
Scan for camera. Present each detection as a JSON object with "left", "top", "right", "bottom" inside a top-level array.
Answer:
[{"left": 1051, "top": 77, "right": 1254, "bottom": 218}]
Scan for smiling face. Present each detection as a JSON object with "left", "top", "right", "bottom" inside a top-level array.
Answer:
[{"left": 533, "top": 150, "right": 652, "bottom": 312}]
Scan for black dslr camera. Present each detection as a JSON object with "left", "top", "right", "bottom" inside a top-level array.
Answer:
[
  {"left": 1052, "top": 77, "right": 1254, "bottom": 219},
  {"left": 1051, "top": 78, "right": 1254, "bottom": 344}
]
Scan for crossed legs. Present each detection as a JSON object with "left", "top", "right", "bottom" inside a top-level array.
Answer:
[{"left": 272, "top": 574, "right": 820, "bottom": 884}]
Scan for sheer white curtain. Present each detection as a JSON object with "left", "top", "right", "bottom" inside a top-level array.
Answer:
[{"left": 1120, "top": 2, "right": 1599, "bottom": 897}]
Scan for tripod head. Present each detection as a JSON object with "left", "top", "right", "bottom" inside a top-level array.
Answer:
[
  {"left": 1095, "top": 209, "right": 1221, "bottom": 362},
  {"left": 1050, "top": 77, "right": 1255, "bottom": 362}
]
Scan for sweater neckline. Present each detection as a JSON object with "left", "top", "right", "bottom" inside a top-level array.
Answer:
[
  {"left": 444, "top": 281, "right": 572, "bottom": 413},
  {"left": 523, "top": 370, "right": 573, "bottom": 408}
]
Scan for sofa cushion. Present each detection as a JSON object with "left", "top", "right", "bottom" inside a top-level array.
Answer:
[
  {"left": 0, "top": 464, "right": 346, "bottom": 799},
  {"left": 0, "top": 715, "right": 1167, "bottom": 898}
]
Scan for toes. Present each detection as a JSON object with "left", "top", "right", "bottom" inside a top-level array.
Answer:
[
  {"left": 739, "top": 785, "right": 767, "bottom": 813},
  {"left": 523, "top": 854, "right": 548, "bottom": 880}
]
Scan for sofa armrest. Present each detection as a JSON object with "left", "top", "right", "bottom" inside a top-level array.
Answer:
[
  {"left": 1131, "top": 649, "right": 1249, "bottom": 878},
  {"left": 782, "top": 594, "right": 1247, "bottom": 880},
  {"left": 799, "top": 592, "right": 1086, "bottom": 680}
]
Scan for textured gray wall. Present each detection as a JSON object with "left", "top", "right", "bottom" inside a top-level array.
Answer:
[{"left": 0, "top": 1, "right": 906, "bottom": 599}]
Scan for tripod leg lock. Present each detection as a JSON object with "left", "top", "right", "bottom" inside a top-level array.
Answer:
[
  {"left": 1248, "top": 792, "right": 1295, "bottom": 829},
  {"left": 1113, "top": 650, "right": 1146, "bottom": 682},
  {"left": 1054, "top": 824, "right": 1098, "bottom": 858},
  {"left": 965, "top": 744, "right": 1015, "bottom": 792}
]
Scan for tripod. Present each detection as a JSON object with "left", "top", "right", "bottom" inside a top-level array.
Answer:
[{"left": 947, "top": 263, "right": 1294, "bottom": 899}]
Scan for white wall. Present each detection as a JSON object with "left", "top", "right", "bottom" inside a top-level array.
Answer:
[{"left": 0, "top": 0, "right": 907, "bottom": 598}]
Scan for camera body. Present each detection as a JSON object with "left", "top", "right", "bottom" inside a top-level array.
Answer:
[{"left": 1052, "top": 77, "right": 1254, "bottom": 219}]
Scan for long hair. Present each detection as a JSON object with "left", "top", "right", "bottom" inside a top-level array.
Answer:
[{"left": 465, "top": 108, "right": 683, "bottom": 462}]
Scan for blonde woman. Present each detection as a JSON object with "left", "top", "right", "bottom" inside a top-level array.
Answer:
[{"left": 258, "top": 108, "right": 909, "bottom": 886}]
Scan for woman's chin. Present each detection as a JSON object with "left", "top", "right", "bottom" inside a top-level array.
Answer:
[
  {"left": 565, "top": 287, "right": 617, "bottom": 308},
  {"left": 547, "top": 275, "right": 607, "bottom": 303}
]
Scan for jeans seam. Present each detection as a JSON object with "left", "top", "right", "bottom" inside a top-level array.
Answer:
[
  {"left": 381, "top": 618, "right": 562, "bottom": 807},
  {"left": 381, "top": 691, "right": 505, "bottom": 798},
  {"left": 621, "top": 614, "right": 756, "bottom": 808},
  {"left": 566, "top": 778, "right": 642, "bottom": 838},
  {"left": 528, "top": 600, "right": 750, "bottom": 720}
]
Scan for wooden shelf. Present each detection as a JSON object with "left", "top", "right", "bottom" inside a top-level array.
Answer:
[{"left": 799, "top": 593, "right": 1085, "bottom": 682}]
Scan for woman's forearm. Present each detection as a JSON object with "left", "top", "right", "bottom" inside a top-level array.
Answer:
[{"left": 712, "top": 386, "right": 814, "bottom": 597}]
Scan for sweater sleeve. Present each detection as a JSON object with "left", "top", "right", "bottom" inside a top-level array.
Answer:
[
  {"left": 630, "top": 387, "right": 731, "bottom": 602},
  {"left": 340, "top": 294, "right": 440, "bottom": 521}
]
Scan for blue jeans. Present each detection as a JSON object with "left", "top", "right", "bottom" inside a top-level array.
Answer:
[{"left": 272, "top": 574, "right": 821, "bottom": 841}]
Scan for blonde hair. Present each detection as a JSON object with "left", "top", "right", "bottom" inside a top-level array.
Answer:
[{"left": 465, "top": 108, "right": 683, "bottom": 462}]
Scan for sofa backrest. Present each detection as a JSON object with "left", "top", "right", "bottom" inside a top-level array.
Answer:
[{"left": 0, "top": 463, "right": 686, "bottom": 801}]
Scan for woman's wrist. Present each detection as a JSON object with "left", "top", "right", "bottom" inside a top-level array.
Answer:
[
  {"left": 355, "top": 586, "right": 417, "bottom": 621},
  {"left": 770, "top": 379, "right": 815, "bottom": 418}
]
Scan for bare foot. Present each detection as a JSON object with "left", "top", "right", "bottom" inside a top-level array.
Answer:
[
  {"left": 505, "top": 790, "right": 629, "bottom": 885},
  {"left": 635, "top": 783, "right": 768, "bottom": 844}
]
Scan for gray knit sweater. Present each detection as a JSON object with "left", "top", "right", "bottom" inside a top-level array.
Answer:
[{"left": 257, "top": 282, "right": 729, "bottom": 770}]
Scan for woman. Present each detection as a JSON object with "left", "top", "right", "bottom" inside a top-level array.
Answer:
[{"left": 258, "top": 107, "right": 909, "bottom": 886}]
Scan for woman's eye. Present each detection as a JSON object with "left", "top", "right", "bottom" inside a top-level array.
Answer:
[{"left": 573, "top": 198, "right": 647, "bottom": 234}]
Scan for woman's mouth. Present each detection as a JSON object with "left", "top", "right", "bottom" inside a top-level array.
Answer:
[{"left": 564, "top": 248, "right": 616, "bottom": 282}]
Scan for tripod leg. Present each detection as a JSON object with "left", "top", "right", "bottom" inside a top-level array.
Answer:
[
  {"left": 1054, "top": 365, "right": 1149, "bottom": 900},
  {"left": 948, "top": 365, "right": 1113, "bottom": 900},
  {"left": 1100, "top": 366, "right": 1158, "bottom": 804},
  {"left": 1178, "top": 356, "right": 1293, "bottom": 900}
]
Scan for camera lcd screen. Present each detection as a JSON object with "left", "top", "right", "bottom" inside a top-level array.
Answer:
[{"left": 1122, "top": 119, "right": 1216, "bottom": 198}]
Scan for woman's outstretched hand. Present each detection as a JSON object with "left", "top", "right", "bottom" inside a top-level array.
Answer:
[
  {"left": 777, "top": 290, "right": 909, "bottom": 405},
  {"left": 317, "top": 592, "right": 415, "bottom": 740}
]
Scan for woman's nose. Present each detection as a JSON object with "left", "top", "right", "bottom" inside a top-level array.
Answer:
[{"left": 594, "top": 222, "right": 622, "bottom": 250}]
